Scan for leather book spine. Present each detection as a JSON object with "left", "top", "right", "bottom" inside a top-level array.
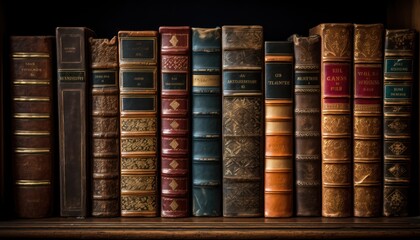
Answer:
[
  {"left": 90, "top": 36, "right": 120, "bottom": 217},
  {"left": 160, "top": 26, "right": 191, "bottom": 217},
  {"left": 222, "top": 25, "right": 264, "bottom": 217},
  {"left": 309, "top": 23, "right": 353, "bottom": 217},
  {"left": 264, "top": 41, "right": 294, "bottom": 217},
  {"left": 10, "top": 36, "right": 54, "bottom": 218},
  {"left": 383, "top": 29, "right": 416, "bottom": 217},
  {"left": 291, "top": 34, "right": 322, "bottom": 217},
  {"left": 191, "top": 27, "right": 222, "bottom": 216},
  {"left": 56, "top": 27, "right": 95, "bottom": 217},
  {"left": 353, "top": 24, "right": 384, "bottom": 217},
  {"left": 118, "top": 31, "right": 159, "bottom": 217}
]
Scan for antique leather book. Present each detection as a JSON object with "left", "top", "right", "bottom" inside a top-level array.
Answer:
[
  {"left": 383, "top": 29, "right": 416, "bottom": 217},
  {"left": 222, "top": 25, "right": 264, "bottom": 217},
  {"left": 90, "top": 37, "right": 120, "bottom": 217},
  {"left": 309, "top": 23, "right": 353, "bottom": 217},
  {"left": 56, "top": 27, "right": 95, "bottom": 217},
  {"left": 353, "top": 24, "right": 384, "bottom": 217},
  {"left": 291, "top": 34, "right": 322, "bottom": 217},
  {"left": 118, "top": 31, "right": 159, "bottom": 217},
  {"left": 264, "top": 41, "right": 294, "bottom": 217},
  {"left": 160, "top": 26, "right": 190, "bottom": 217},
  {"left": 10, "top": 36, "right": 54, "bottom": 218},
  {"left": 191, "top": 27, "right": 222, "bottom": 216}
]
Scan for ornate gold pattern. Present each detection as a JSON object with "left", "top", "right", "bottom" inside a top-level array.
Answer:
[
  {"left": 169, "top": 35, "right": 179, "bottom": 46},
  {"left": 170, "top": 200, "right": 179, "bottom": 210},
  {"left": 322, "top": 25, "right": 352, "bottom": 58},
  {"left": 90, "top": 37, "right": 118, "bottom": 67},
  {"left": 388, "top": 163, "right": 408, "bottom": 178},
  {"left": 323, "top": 164, "right": 351, "bottom": 184},
  {"left": 388, "top": 119, "right": 408, "bottom": 132},
  {"left": 223, "top": 97, "right": 262, "bottom": 135},
  {"left": 93, "top": 158, "right": 119, "bottom": 173},
  {"left": 121, "top": 118, "right": 156, "bottom": 132},
  {"left": 92, "top": 201, "right": 119, "bottom": 214},
  {"left": 223, "top": 28, "right": 263, "bottom": 49},
  {"left": 354, "top": 140, "right": 381, "bottom": 158},
  {"left": 169, "top": 180, "right": 178, "bottom": 190},
  {"left": 121, "top": 137, "right": 156, "bottom": 152},
  {"left": 224, "top": 182, "right": 261, "bottom": 213},
  {"left": 385, "top": 189, "right": 407, "bottom": 213},
  {"left": 93, "top": 118, "right": 119, "bottom": 133},
  {"left": 354, "top": 163, "right": 381, "bottom": 183},
  {"left": 170, "top": 100, "right": 180, "bottom": 110},
  {"left": 169, "top": 139, "right": 179, "bottom": 150},
  {"left": 322, "top": 188, "right": 351, "bottom": 217},
  {"left": 121, "top": 175, "right": 156, "bottom": 191},
  {"left": 354, "top": 187, "right": 381, "bottom": 216},
  {"left": 224, "top": 136, "right": 261, "bottom": 158},
  {"left": 170, "top": 120, "right": 179, "bottom": 129},
  {"left": 162, "top": 55, "right": 188, "bottom": 71},
  {"left": 223, "top": 50, "right": 262, "bottom": 67},
  {"left": 389, "top": 142, "right": 407, "bottom": 155},
  {"left": 121, "top": 195, "right": 157, "bottom": 211},
  {"left": 354, "top": 117, "right": 381, "bottom": 136},
  {"left": 121, "top": 157, "right": 157, "bottom": 170},
  {"left": 388, "top": 31, "right": 415, "bottom": 50},
  {"left": 354, "top": 26, "right": 383, "bottom": 59},
  {"left": 170, "top": 160, "right": 179, "bottom": 169},
  {"left": 322, "top": 115, "right": 351, "bottom": 134},
  {"left": 93, "top": 139, "right": 118, "bottom": 153},
  {"left": 92, "top": 95, "right": 118, "bottom": 112},
  {"left": 322, "top": 139, "right": 350, "bottom": 159},
  {"left": 93, "top": 179, "right": 119, "bottom": 196}
]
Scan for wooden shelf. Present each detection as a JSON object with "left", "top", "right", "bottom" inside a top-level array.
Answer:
[{"left": 0, "top": 217, "right": 420, "bottom": 239}]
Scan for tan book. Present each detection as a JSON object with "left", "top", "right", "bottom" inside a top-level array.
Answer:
[{"left": 309, "top": 23, "right": 353, "bottom": 217}]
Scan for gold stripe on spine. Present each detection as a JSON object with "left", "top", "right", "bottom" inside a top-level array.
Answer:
[
  {"left": 12, "top": 53, "right": 50, "bottom": 58},
  {"left": 265, "top": 121, "right": 293, "bottom": 134},
  {"left": 13, "top": 80, "right": 50, "bottom": 85},
  {"left": 14, "top": 148, "right": 50, "bottom": 153},
  {"left": 193, "top": 75, "right": 220, "bottom": 87},
  {"left": 14, "top": 131, "right": 50, "bottom": 136},
  {"left": 14, "top": 114, "right": 50, "bottom": 119},
  {"left": 13, "top": 97, "right": 50, "bottom": 101},
  {"left": 265, "top": 56, "right": 293, "bottom": 62},
  {"left": 265, "top": 157, "right": 293, "bottom": 169},
  {"left": 265, "top": 104, "right": 293, "bottom": 119},
  {"left": 15, "top": 180, "right": 51, "bottom": 186}
]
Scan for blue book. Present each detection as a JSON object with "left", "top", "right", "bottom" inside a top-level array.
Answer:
[{"left": 191, "top": 27, "right": 222, "bottom": 216}]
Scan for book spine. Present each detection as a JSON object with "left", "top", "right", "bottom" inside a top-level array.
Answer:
[
  {"left": 309, "top": 23, "right": 353, "bottom": 217},
  {"left": 353, "top": 24, "right": 384, "bottom": 217},
  {"left": 118, "top": 31, "right": 159, "bottom": 217},
  {"left": 292, "top": 34, "right": 322, "bottom": 217},
  {"left": 56, "top": 27, "right": 95, "bottom": 217},
  {"left": 222, "top": 25, "right": 264, "bottom": 217},
  {"left": 383, "top": 29, "right": 416, "bottom": 217},
  {"left": 90, "top": 37, "right": 120, "bottom": 217},
  {"left": 264, "top": 41, "right": 294, "bottom": 217},
  {"left": 160, "top": 26, "right": 191, "bottom": 217},
  {"left": 191, "top": 27, "right": 222, "bottom": 216},
  {"left": 10, "top": 36, "right": 54, "bottom": 218}
]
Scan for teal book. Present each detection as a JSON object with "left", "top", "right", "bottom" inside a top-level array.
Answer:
[{"left": 191, "top": 27, "right": 222, "bottom": 216}]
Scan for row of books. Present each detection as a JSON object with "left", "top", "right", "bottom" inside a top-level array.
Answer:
[{"left": 8, "top": 23, "right": 416, "bottom": 219}]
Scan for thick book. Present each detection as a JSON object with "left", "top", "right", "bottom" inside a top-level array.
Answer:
[
  {"left": 291, "top": 34, "right": 322, "bottom": 217},
  {"left": 383, "top": 29, "right": 416, "bottom": 217},
  {"left": 191, "top": 27, "right": 222, "bottom": 216},
  {"left": 222, "top": 25, "right": 264, "bottom": 217},
  {"left": 264, "top": 41, "right": 294, "bottom": 217},
  {"left": 160, "top": 26, "right": 191, "bottom": 217},
  {"left": 118, "top": 31, "right": 159, "bottom": 217},
  {"left": 309, "top": 23, "right": 353, "bottom": 217},
  {"left": 10, "top": 36, "right": 55, "bottom": 218},
  {"left": 90, "top": 36, "right": 120, "bottom": 217},
  {"left": 353, "top": 24, "right": 384, "bottom": 217},
  {"left": 56, "top": 27, "right": 95, "bottom": 217}
]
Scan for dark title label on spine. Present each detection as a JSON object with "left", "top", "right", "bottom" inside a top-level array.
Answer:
[
  {"left": 295, "top": 71, "right": 320, "bottom": 86},
  {"left": 122, "top": 71, "right": 155, "bottom": 89},
  {"left": 121, "top": 39, "right": 155, "bottom": 60},
  {"left": 223, "top": 71, "right": 261, "bottom": 91},
  {"left": 385, "top": 59, "right": 413, "bottom": 74},
  {"left": 92, "top": 70, "right": 117, "bottom": 86},
  {"left": 265, "top": 62, "right": 293, "bottom": 99},
  {"left": 384, "top": 84, "right": 412, "bottom": 100},
  {"left": 58, "top": 70, "right": 85, "bottom": 82},
  {"left": 162, "top": 73, "right": 187, "bottom": 90},
  {"left": 121, "top": 96, "right": 156, "bottom": 112}
]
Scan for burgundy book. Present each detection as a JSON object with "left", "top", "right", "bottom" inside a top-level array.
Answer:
[{"left": 159, "top": 26, "right": 191, "bottom": 217}]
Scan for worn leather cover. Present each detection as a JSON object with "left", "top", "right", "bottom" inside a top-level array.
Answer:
[
  {"left": 264, "top": 41, "right": 294, "bottom": 217},
  {"left": 309, "top": 23, "right": 353, "bottom": 217},
  {"left": 56, "top": 27, "right": 95, "bottom": 217},
  {"left": 160, "top": 26, "right": 191, "bottom": 217},
  {"left": 10, "top": 36, "right": 54, "bottom": 218},
  {"left": 90, "top": 36, "right": 120, "bottom": 217},
  {"left": 353, "top": 24, "right": 384, "bottom": 217},
  {"left": 383, "top": 29, "right": 416, "bottom": 217},
  {"left": 222, "top": 25, "right": 264, "bottom": 217},
  {"left": 191, "top": 27, "right": 222, "bottom": 216},
  {"left": 291, "top": 34, "right": 322, "bottom": 217},
  {"left": 118, "top": 31, "right": 159, "bottom": 217}
]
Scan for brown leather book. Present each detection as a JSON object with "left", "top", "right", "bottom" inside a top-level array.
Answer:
[
  {"left": 56, "top": 27, "right": 95, "bottom": 217},
  {"left": 159, "top": 26, "right": 190, "bottom": 217},
  {"left": 118, "top": 31, "right": 159, "bottom": 217},
  {"left": 90, "top": 37, "right": 120, "bottom": 217},
  {"left": 383, "top": 29, "right": 416, "bottom": 217},
  {"left": 291, "top": 34, "right": 322, "bottom": 217},
  {"left": 353, "top": 24, "right": 384, "bottom": 217},
  {"left": 10, "top": 36, "right": 55, "bottom": 218},
  {"left": 222, "top": 25, "right": 264, "bottom": 217},
  {"left": 309, "top": 23, "right": 353, "bottom": 217},
  {"left": 264, "top": 41, "right": 294, "bottom": 217}
]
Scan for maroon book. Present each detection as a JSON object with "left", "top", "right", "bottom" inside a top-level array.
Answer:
[{"left": 159, "top": 26, "right": 191, "bottom": 217}]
